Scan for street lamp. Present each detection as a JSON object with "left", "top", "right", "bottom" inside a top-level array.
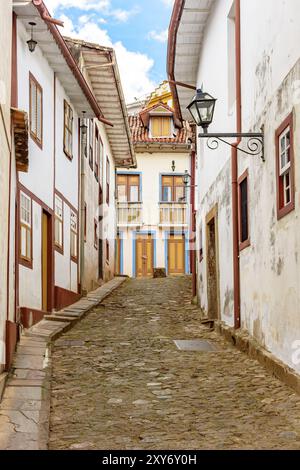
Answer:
[
  {"left": 80, "top": 112, "right": 88, "bottom": 135},
  {"left": 27, "top": 22, "right": 37, "bottom": 53},
  {"left": 183, "top": 170, "right": 190, "bottom": 186},
  {"left": 187, "top": 88, "right": 264, "bottom": 161},
  {"left": 187, "top": 89, "right": 216, "bottom": 133}
]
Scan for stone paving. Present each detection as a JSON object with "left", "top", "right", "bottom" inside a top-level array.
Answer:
[{"left": 49, "top": 277, "right": 300, "bottom": 450}]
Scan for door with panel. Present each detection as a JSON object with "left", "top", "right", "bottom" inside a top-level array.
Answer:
[
  {"left": 168, "top": 234, "right": 185, "bottom": 275},
  {"left": 136, "top": 234, "right": 154, "bottom": 278}
]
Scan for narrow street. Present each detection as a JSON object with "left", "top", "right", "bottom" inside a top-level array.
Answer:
[{"left": 49, "top": 277, "right": 300, "bottom": 450}]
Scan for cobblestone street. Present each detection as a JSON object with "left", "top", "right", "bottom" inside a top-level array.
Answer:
[{"left": 49, "top": 277, "right": 300, "bottom": 450}]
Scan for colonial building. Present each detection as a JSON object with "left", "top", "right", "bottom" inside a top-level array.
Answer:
[
  {"left": 118, "top": 83, "right": 192, "bottom": 278},
  {"left": 168, "top": 0, "right": 300, "bottom": 373},
  {"left": 65, "top": 38, "right": 136, "bottom": 291}
]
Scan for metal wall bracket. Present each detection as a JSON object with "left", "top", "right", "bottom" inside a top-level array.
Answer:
[{"left": 198, "top": 132, "right": 265, "bottom": 162}]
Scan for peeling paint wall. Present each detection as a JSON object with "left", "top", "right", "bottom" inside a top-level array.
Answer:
[
  {"left": 194, "top": 0, "right": 300, "bottom": 373},
  {"left": 0, "top": 0, "right": 12, "bottom": 369}
]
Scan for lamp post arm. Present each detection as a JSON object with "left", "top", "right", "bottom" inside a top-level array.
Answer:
[{"left": 198, "top": 132, "right": 265, "bottom": 162}]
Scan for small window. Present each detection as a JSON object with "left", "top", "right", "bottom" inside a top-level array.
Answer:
[
  {"left": 29, "top": 73, "right": 43, "bottom": 147},
  {"left": 238, "top": 170, "right": 250, "bottom": 250},
  {"left": 64, "top": 100, "right": 73, "bottom": 159},
  {"left": 94, "top": 219, "right": 98, "bottom": 249},
  {"left": 199, "top": 226, "right": 203, "bottom": 262},
  {"left": 151, "top": 116, "right": 171, "bottom": 137},
  {"left": 106, "top": 157, "right": 110, "bottom": 205},
  {"left": 70, "top": 210, "right": 78, "bottom": 261},
  {"left": 161, "top": 175, "right": 185, "bottom": 202},
  {"left": 106, "top": 239, "right": 110, "bottom": 262},
  {"left": 95, "top": 127, "right": 100, "bottom": 180},
  {"left": 117, "top": 174, "right": 141, "bottom": 203},
  {"left": 89, "top": 120, "right": 94, "bottom": 170},
  {"left": 20, "top": 192, "right": 32, "bottom": 264},
  {"left": 54, "top": 195, "right": 63, "bottom": 251},
  {"left": 276, "top": 114, "right": 295, "bottom": 220}
]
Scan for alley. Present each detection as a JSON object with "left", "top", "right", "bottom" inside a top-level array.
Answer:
[{"left": 49, "top": 277, "right": 300, "bottom": 450}]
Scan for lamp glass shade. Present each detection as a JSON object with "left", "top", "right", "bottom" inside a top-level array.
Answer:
[
  {"left": 27, "top": 39, "right": 37, "bottom": 53},
  {"left": 187, "top": 89, "right": 216, "bottom": 129},
  {"left": 183, "top": 172, "right": 190, "bottom": 186}
]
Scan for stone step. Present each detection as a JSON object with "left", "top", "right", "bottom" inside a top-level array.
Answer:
[{"left": 44, "top": 315, "right": 77, "bottom": 323}]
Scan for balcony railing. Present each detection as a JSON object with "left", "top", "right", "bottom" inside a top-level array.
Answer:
[
  {"left": 159, "top": 203, "right": 187, "bottom": 226},
  {"left": 117, "top": 202, "right": 142, "bottom": 226}
]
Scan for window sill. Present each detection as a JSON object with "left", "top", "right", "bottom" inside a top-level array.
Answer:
[
  {"left": 64, "top": 149, "right": 73, "bottom": 161},
  {"left": 54, "top": 244, "right": 64, "bottom": 255},
  {"left": 30, "top": 132, "right": 43, "bottom": 150},
  {"left": 239, "top": 238, "right": 251, "bottom": 252},
  {"left": 19, "top": 257, "right": 33, "bottom": 270}
]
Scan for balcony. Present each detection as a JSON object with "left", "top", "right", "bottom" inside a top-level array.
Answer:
[
  {"left": 159, "top": 203, "right": 187, "bottom": 227},
  {"left": 117, "top": 202, "right": 142, "bottom": 227}
]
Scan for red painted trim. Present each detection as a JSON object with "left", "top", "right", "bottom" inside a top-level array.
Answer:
[
  {"left": 54, "top": 285, "right": 81, "bottom": 311},
  {"left": 54, "top": 189, "right": 78, "bottom": 216},
  {"left": 77, "top": 118, "right": 80, "bottom": 292},
  {"left": 167, "top": 0, "right": 186, "bottom": 123},
  {"left": 238, "top": 169, "right": 251, "bottom": 251},
  {"left": 15, "top": 173, "right": 20, "bottom": 319},
  {"left": 41, "top": 209, "right": 54, "bottom": 312},
  {"left": 29, "top": 72, "right": 43, "bottom": 150},
  {"left": 19, "top": 191, "right": 33, "bottom": 270},
  {"left": 32, "top": 0, "right": 113, "bottom": 127},
  {"left": 275, "top": 112, "right": 295, "bottom": 220},
  {"left": 54, "top": 192, "right": 64, "bottom": 255},
  {"left": 232, "top": 0, "right": 241, "bottom": 330}
]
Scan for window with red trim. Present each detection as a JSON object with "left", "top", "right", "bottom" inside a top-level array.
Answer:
[
  {"left": 106, "top": 157, "right": 110, "bottom": 205},
  {"left": 238, "top": 170, "right": 250, "bottom": 251},
  {"left": 106, "top": 239, "right": 109, "bottom": 262},
  {"left": 276, "top": 113, "right": 295, "bottom": 220}
]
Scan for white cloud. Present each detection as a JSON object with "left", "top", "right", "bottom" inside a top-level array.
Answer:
[
  {"left": 161, "top": 0, "right": 174, "bottom": 7},
  {"left": 45, "top": 0, "right": 138, "bottom": 23},
  {"left": 59, "top": 16, "right": 155, "bottom": 102},
  {"left": 148, "top": 29, "right": 168, "bottom": 43}
]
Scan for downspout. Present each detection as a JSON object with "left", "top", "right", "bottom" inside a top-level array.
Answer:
[
  {"left": 79, "top": 124, "right": 86, "bottom": 295},
  {"left": 232, "top": 0, "right": 241, "bottom": 329},
  {"left": 189, "top": 124, "right": 197, "bottom": 297}
]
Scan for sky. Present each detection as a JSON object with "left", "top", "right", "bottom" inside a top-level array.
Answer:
[{"left": 44, "top": 0, "right": 175, "bottom": 103}]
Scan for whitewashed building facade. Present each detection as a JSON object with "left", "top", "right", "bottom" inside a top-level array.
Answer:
[{"left": 168, "top": 0, "right": 300, "bottom": 373}]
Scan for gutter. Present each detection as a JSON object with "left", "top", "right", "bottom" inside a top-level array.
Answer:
[
  {"left": 167, "top": 0, "right": 186, "bottom": 123},
  {"left": 32, "top": 0, "right": 113, "bottom": 127}
]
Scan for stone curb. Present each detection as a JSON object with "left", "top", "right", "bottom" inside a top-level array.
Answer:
[
  {"left": 215, "top": 321, "right": 300, "bottom": 394},
  {"left": 0, "top": 277, "right": 127, "bottom": 450}
]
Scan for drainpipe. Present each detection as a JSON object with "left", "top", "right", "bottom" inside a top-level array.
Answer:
[
  {"left": 190, "top": 140, "right": 197, "bottom": 297},
  {"left": 79, "top": 126, "right": 86, "bottom": 295},
  {"left": 232, "top": 0, "right": 241, "bottom": 329}
]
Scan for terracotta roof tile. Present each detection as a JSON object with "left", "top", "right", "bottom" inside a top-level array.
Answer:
[{"left": 128, "top": 114, "right": 189, "bottom": 144}]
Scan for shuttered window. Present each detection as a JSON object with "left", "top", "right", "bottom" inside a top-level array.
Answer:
[
  {"left": 64, "top": 100, "right": 73, "bottom": 159},
  {"left": 238, "top": 170, "right": 250, "bottom": 251},
  {"left": 161, "top": 176, "right": 185, "bottom": 202},
  {"left": 29, "top": 73, "right": 43, "bottom": 147},
  {"left": 117, "top": 174, "right": 140, "bottom": 202},
  {"left": 20, "top": 192, "right": 32, "bottom": 264},
  {"left": 70, "top": 210, "right": 78, "bottom": 260},
  {"left": 151, "top": 116, "right": 171, "bottom": 137}
]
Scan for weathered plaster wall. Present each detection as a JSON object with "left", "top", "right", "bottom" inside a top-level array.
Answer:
[{"left": 0, "top": 0, "right": 12, "bottom": 368}]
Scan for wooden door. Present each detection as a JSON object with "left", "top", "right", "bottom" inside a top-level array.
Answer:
[
  {"left": 168, "top": 234, "right": 185, "bottom": 275},
  {"left": 206, "top": 215, "right": 219, "bottom": 319},
  {"left": 42, "top": 212, "right": 48, "bottom": 311},
  {"left": 136, "top": 234, "right": 153, "bottom": 278}
]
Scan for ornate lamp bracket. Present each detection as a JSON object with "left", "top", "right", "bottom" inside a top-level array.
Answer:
[{"left": 198, "top": 132, "right": 265, "bottom": 162}]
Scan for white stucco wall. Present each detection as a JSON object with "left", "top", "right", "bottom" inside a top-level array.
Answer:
[
  {"left": 194, "top": 0, "right": 300, "bottom": 372},
  {"left": 0, "top": 0, "right": 12, "bottom": 367},
  {"left": 119, "top": 150, "right": 191, "bottom": 277}
]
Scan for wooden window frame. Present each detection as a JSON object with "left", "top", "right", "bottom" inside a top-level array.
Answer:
[
  {"left": 275, "top": 113, "right": 295, "bottom": 220},
  {"left": 19, "top": 191, "right": 33, "bottom": 269},
  {"left": 106, "top": 157, "right": 110, "bottom": 205},
  {"left": 70, "top": 210, "right": 78, "bottom": 263},
  {"left": 106, "top": 239, "right": 110, "bottom": 263},
  {"left": 151, "top": 116, "right": 172, "bottom": 138},
  {"left": 199, "top": 225, "right": 203, "bottom": 262},
  {"left": 161, "top": 175, "right": 185, "bottom": 203},
  {"left": 94, "top": 219, "right": 98, "bottom": 250},
  {"left": 29, "top": 72, "right": 43, "bottom": 149},
  {"left": 54, "top": 194, "right": 64, "bottom": 254},
  {"left": 238, "top": 169, "right": 251, "bottom": 251},
  {"left": 94, "top": 127, "right": 100, "bottom": 181},
  {"left": 63, "top": 100, "right": 73, "bottom": 160},
  {"left": 89, "top": 119, "right": 94, "bottom": 171},
  {"left": 117, "top": 174, "right": 141, "bottom": 203}
]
